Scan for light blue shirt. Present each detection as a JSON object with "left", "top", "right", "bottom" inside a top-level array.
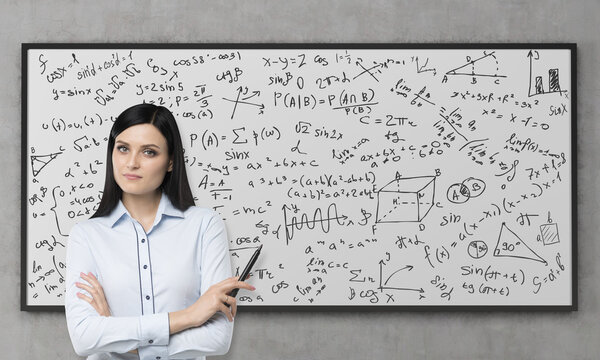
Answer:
[{"left": 65, "top": 192, "right": 234, "bottom": 360}]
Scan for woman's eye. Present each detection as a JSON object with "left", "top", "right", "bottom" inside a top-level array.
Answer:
[
  {"left": 143, "top": 149, "right": 156, "bottom": 156},
  {"left": 117, "top": 145, "right": 128, "bottom": 152}
]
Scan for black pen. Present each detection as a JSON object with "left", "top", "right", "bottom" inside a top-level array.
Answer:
[{"left": 230, "top": 244, "right": 262, "bottom": 298}]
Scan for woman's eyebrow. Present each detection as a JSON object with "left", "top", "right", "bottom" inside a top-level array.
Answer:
[{"left": 115, "top": 140, "right": 161, "bottom": 149}]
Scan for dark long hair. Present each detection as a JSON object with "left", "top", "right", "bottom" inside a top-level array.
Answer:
[{"left": 91, "top": 103, "right": 195, "bottom": 218}]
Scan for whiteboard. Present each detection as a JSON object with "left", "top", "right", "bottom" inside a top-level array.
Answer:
[{"left": 22, "top": 44, "right": 576, "bottom": 310}]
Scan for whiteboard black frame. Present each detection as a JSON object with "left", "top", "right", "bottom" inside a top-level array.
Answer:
[{"left": 21, "top": 43, "right": 578, "bottom": 312}]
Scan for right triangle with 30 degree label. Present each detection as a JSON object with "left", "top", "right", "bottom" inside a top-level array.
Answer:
[{"left": 494, "top": 222, "right": 547, "bottom": 265}]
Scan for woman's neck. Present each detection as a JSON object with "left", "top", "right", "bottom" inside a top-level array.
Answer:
[{"left": 121, "top": 190, "right": 162, "bottom": 230}]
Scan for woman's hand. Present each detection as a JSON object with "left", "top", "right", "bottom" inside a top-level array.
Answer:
[
  {"left": 169, "top": 276, "right": 255, "bottom": 334},
  {"left": 75, "top": 272, "right": 111, "bottom": 317},
  {"left": 190, "top": 276, "right": 255, "bottom": 324},
  {"left": 76, "top": 273, "right": 139, "bottom": 354}
]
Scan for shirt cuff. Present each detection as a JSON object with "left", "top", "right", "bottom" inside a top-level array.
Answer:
[
  {"left": 140, "top": 313, "right": 170, "bottom": 346},
  {"left": 138, "top": 346, "right": 169, "bottom": 360},
  {"left": 138, "top": 344, "right": 169, "bottom": 360}
]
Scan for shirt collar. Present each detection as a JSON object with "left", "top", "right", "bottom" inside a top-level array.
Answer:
[{"left": 103, "top": 192, "right": 185, "bottom": 228}]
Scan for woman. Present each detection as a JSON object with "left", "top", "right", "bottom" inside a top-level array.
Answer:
[{"left": 65, "top": 103, "right": 254, "bottom": 360}]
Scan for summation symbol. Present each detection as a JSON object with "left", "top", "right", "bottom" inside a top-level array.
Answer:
[
  {"left": 282, "top": 203, "right": 348, "bottom": 245},
  {"left": 31, "top": 151, "right": 62, "bottom": 177},
  {"left": 444, "top": 51, "right": 507, "bottom": 83},
  {"left": 494, "top": 222, "right": 547, "bottom": 264}
]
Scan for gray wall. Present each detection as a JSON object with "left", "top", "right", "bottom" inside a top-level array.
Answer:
[{"left": 2, "top": 1, "right": 598, "bottom": 359}]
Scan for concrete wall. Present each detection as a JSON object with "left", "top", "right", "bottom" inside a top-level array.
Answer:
[{"left": 2, "top": 1, "right": 598, "bottom": 359}]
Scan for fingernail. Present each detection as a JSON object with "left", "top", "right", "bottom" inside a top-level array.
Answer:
[
  {"left": 251, "top": 286, "right": 256, "bottom": 290},
  {"left": 80, "top": 272, "right": 84, "bottom": 277}
]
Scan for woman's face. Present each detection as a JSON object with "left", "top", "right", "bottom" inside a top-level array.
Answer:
[{"left": 112, "top": 124, "right": 173, "bottom": 198}]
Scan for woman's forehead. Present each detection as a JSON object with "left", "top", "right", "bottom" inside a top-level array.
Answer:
[{"left": 115, "top": 124, "right": 167, "bottom": 148}]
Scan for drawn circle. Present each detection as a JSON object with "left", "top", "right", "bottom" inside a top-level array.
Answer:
[
  {"left": 461, "top": 177, "right": 486, "bottom": 198},
  {"left": 468, "top": 240, "right": 488, "bottom": 259},
  {"left": 447, "top": 183, "right": 470, "bottom": 204}
]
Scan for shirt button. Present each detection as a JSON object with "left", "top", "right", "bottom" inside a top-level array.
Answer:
[
  {"left": 148, "top": 339, "right": 153, "bottom": 344},
  {"left": 141, "top": 238, "right": 146, "bottom": 243},
  {"left": 143, "top": 265, "right": 148, "bottom": 269},
  {"left": 156, "top": 357, "right": 161, "bottom": 360},
  {"left": 146, "top": 295, "right": 150, "bottom": 300}
]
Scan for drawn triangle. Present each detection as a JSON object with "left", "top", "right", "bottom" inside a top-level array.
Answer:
[
  {"left": 493, "top": 222, "right": 547, "bottom": 264},
  {"left": 446, "top": 52, "right": 505, "bottom": 78},
  {"left": 31, "top": 152, "right": 61, "bottom": 177}
]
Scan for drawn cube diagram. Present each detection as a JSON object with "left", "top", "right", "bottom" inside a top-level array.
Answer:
[{"left": 376, "top": 176, "right": 435, "bottom": 223}]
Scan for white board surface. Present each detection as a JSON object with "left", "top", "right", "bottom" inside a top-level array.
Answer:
[{"left": 23, "top": 45, "right": 576, "bottom": 309}]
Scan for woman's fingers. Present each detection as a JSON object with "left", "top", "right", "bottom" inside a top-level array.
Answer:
[
  {"left": 219, "top": 302, "right": 234, "bottom": 322},
  {"left": 223, "top": 294, "right": 237, "bottom": 313},
  {"left": 230, "top": 298, "right": 237, "bottom": 318},
  {"left": 75, "top": 281, "right": 95, "bottom": 294},
  {"left": 76, "top": 272, "right": 111, "bottom": 317},
  {"left": 81, "top": 273, "right": 105, "bottom": 295},
  {"left": 77, "top": 292, "right": 103, "bottom": 314},
  {"left": 221, "top": 277, "right": 256, "bottom": 293},
  {"left": 76, "top": 292, "right": 93, "bottom": 304}
]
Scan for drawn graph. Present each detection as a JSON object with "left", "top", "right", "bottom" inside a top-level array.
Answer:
[
  {"left": 223, "top": 87, "right": 265, "bottom": 119},
  {"left": 527, "top": 50, "right": 568, "bottom": 97},
  {"left": 282, "top": 203, "right": 348, "bottom": 245},
  {"left": 378, "top": 261, "right": 424, "bottom": 294}
]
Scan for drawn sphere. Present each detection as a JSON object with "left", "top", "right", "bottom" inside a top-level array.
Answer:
[
  {"left": 447, "top": 183, "right": 470, "bottom": 204},
  {"left": 462, "top": 177, "right": 486, "bottom": 198},
  {"left": 468, "top": 240, "right": 488, "bottom": 259}
]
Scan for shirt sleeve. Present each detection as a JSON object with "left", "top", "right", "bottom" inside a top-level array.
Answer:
[
  {"left": 64, "top": 223, "right": 170, "bottom": 357},
  {"left": 167, "top": 211, "right": 234, "bottom": 358}
]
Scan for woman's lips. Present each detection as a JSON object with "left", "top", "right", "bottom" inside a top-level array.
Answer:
[{"left": 124, "top": 174, "right": 142, "bottom": 180}]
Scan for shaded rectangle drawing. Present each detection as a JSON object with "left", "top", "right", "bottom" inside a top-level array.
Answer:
[
  {"left": 535, "top": 76, "right": 544, "bottom": 94},
  {"left": 540, "top": 222, "right": 560, "bottom": 245},
  {"left": 549, "top": 68, "right": 561, "bottom": 93}
]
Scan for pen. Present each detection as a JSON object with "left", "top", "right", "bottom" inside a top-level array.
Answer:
[{"left": 230, "top": 244, "right": 262, "bottom": 298}]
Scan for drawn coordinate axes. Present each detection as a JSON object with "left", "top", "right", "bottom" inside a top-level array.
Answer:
[{"left": 378, "top": 261, "right": 424, "bottom": 293}]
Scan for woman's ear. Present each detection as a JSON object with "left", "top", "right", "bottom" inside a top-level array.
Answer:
[{"left": 168, "top": 159, "right": 173, "bottom": 172}]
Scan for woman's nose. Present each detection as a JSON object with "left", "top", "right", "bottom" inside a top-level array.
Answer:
[{"left": 126, "top": 153, "right": 140, "bottom": 169}]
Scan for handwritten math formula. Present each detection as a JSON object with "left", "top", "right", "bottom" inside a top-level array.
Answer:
[{"left": 24, "top": 46, "right": 574, "bottom": 308}]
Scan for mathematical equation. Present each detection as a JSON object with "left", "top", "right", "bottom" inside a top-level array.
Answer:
[{"left": 25, "top": 47, "right": 574, "bottom": 307}]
